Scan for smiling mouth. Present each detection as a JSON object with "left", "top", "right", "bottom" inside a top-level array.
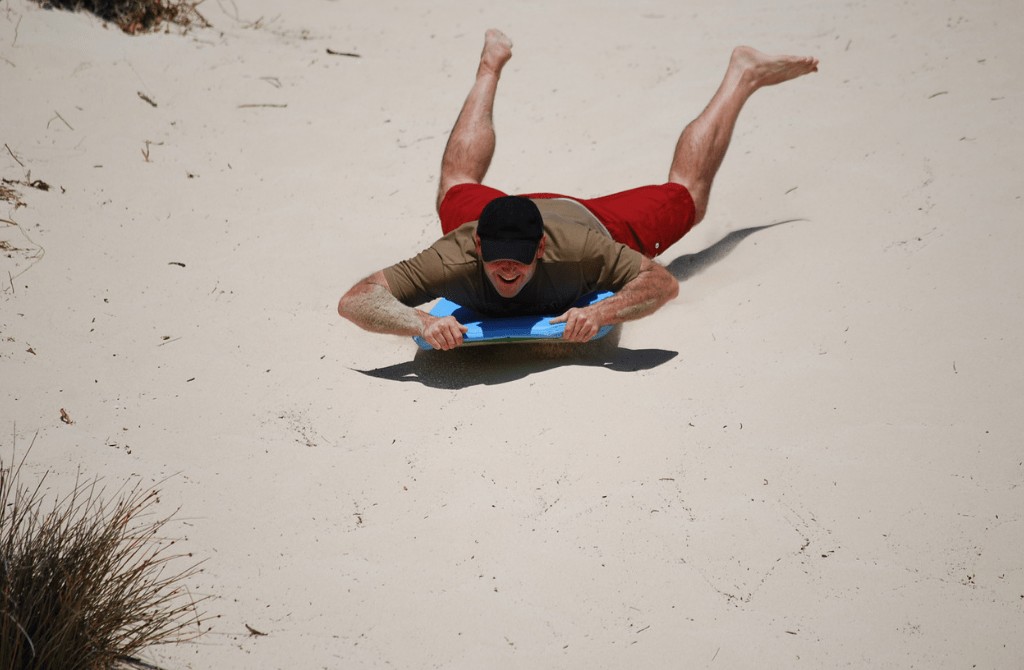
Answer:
[{"left": 497, "top": 275, "right": 519, "bottom": 284}]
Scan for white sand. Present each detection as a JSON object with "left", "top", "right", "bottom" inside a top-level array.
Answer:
[{"left": 3, "top": 0, "right": 1023, "bottom": 667}]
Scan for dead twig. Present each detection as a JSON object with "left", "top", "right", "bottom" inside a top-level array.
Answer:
[
  {"left": 244, "top": 623, "right": 267, "bottom": 637},
  {"left": 215, "top": 0, "right": 240, "bottom": 22},
  {"left": 4, "top": 143, "right": 24, "bottom": 168},
  {"left": 0, "top": 216, "right": 47, "bottom": 285},
  {"left": 53, "top": 110, "right": 74, "bottom": 130},
  {"left": 326, "top": 48, "right": 360, "bottom": 58},
  {"left": 137, "top": 91, "right": 158, "bottom": 107},
  {"left": 141, "top": 140, "right": 163, "bottom": 162},
  {"left": 116, "top": 655, "right": 171, "bottom": 670}
]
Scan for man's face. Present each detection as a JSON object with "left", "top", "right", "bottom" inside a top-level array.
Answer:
[{"left": 476, "top": 235, "right": 546, "bottom": 299}]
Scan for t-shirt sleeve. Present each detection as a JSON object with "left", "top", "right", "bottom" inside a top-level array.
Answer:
[
  {"left": 381, "top": 246, "right": 446, "bottom": 307},
  {"left": 588, "top": 233, "right": 644, "bottom": 291}
]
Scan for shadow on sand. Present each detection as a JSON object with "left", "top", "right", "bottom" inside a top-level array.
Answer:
[
  {"left": 665, "top": 219, "right": 802, "bottom": 281},
  {"left": 353, "top": 220, "right": 799, "bottom": 388},
  {"left": 354, "top": 328, "right": 678, "bottom": 389}
]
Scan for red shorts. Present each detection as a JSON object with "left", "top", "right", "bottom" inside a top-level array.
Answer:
[{"left": 438, "top": 182, "right": 696, "bottom": 257}]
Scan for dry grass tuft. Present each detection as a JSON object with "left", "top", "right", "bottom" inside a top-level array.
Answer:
[
  {"left": 0, "top": 183, "right": 24, "bottom": 209},
  {"left": 34, "top": 0, "right": 209, "bottom": 34},
  {"left": 1, "top": 445, "right": 209, "bottom": 669}
]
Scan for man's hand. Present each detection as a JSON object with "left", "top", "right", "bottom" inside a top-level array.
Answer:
[
  {"left": 549, "top": 258, "right": 679, "bottom": 342},
  {"left": 337, "top": 272, "right": 468, "bottom": 348},
  {"left": 337, "top": 271, "right": 468, "bottom": 349},
  {"left": 550, "top": 306, "right": 603, "bottom": 343},
  {"left": 421, "top": 315, "right": 469, "bottom": 350}
]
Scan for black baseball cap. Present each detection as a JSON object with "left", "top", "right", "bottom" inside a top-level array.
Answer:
[{"left": 476, "top": 196, "right": 544, "bottom": 264}]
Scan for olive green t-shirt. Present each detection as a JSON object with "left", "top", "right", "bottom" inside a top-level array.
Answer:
[{"left": 382, "top": 198, "right": 643, "bottom": 317}]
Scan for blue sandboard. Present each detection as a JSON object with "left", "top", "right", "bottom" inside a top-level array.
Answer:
[{"left": 413, "top": 291, "right": 615, "bottom": 350}]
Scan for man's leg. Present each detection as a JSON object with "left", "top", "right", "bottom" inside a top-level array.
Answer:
[
  {"left": 435, "top": 29, "right": 514, "bottom": 213},
  {"left": 668, "top": 46, "right": 818, "bottom": 224}
]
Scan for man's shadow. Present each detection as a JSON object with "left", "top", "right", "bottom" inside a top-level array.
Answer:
[
  {"left": 664, "top": 219, "right": 800, "bottom": 282},
  {"left": 354, "top": 220, "right": 798, "bottom": 388}
]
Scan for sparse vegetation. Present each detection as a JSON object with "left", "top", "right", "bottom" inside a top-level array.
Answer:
[
  {"left": 34, "top": 0, "right": 209, "bottom": 34},
  {"left": 1, "top": 447, "right": 208, "bottom": 669},
  {"left": 0, "top": 183, "right": 24, "bottom": 209}
]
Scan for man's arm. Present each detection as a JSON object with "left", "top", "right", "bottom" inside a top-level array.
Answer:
[
  {"left": 550, "top": 257, "right": 679, "bottom": 342},
  {"left": 337, "top": 271, "right": 468, "bottom": 350}
]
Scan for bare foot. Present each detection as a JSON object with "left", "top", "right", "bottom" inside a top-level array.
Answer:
[
  {"left": 730, "top": 46, "right": 818, "bottom": 90},
  {"left": 479, "top": 29, "right": 513, "bottom": 76}
]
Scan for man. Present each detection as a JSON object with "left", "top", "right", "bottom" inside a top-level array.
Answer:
[{"left": 338, "top": 29, "right": 818, "bottom": 350}]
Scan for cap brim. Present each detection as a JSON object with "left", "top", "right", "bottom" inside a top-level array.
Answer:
[{"left": 480, "top": 238, "right": 538, "bottom": 264}]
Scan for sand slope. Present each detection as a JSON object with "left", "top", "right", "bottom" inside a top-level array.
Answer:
[{"left": 2, "top": 0, "right": 1023, "bottom": 667}]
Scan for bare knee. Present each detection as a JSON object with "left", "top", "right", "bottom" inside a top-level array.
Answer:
[
  {"left": 436, "top": 182, "right": 450, "bottom": 214},
  {"left": 690, "top": 193, "right": 707, "bottom": 224}
]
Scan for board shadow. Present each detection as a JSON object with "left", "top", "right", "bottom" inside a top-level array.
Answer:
[{"left": 353, "top": 327, "right": 678, "bottom": 389}]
